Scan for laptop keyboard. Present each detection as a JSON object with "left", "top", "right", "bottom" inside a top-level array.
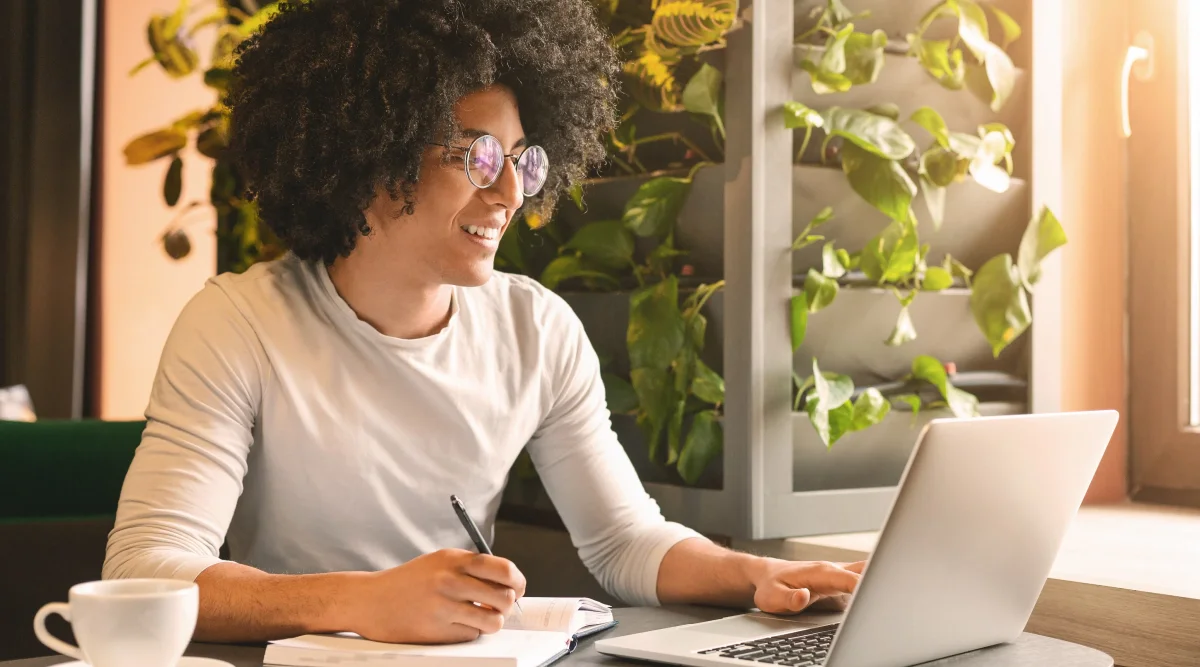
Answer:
[{"left": 697, "top": 625, "right": 838, "bottom": 665}]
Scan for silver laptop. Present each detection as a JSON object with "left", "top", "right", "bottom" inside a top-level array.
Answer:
[{"left": 596, "top": 410, "right": 1119, "bottom": 667}]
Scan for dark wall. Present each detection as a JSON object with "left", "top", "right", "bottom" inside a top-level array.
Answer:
[{"left": 0, "top": 0, "right": 100, "bottom": 418}]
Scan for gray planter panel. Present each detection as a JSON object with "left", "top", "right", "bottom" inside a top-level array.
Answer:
[
  {"left": 793, "top": 287, "right": 1028, "bottom": 385},
  {"left": 792, "top": 165, "right": 1030, "bottom": 273},
  {"left": 792, "top": 401, "right": 1026, "bottom": 493},
  {"left": 790, "top": 52, "right": 1031, "bottom": 180},
  {"left": 556, "top": 165, "right": 725, "bottom": 280},
  {"left": 792, "top": 0, "right": 1032, "bottom": 67}
]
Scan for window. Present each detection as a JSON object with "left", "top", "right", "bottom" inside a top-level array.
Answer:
[{"left": 1129, "top": 0, "right": 1200, "bottom": 505}]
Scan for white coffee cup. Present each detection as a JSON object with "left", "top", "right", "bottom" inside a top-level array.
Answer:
[{"left": 34, "top": 579, "right": 199, "bottom": 667}]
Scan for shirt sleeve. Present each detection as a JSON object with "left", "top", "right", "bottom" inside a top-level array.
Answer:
[
  {"left": 524, "top": 292, "right": 707, "bottom": 606},
  {"left": 102, "top": 281, "right": 264, "bottom": 583}
]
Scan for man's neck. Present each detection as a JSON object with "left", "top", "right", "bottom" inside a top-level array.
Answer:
[{"left": 325, "top": 253, "right": 453, "bottom": 340}]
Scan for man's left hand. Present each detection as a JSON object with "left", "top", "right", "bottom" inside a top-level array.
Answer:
[{"left": 746, "top": 558, "right": 866, "bottom": 615}]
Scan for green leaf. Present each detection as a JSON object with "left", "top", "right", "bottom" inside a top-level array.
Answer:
[
  {"left": 981, "top": 122, "right": 1016, "bottom": 155},
  {"left": 791, "top": 206, "right": 834, "bottom": 249},
  {"left": 799, "top": 60, "right": 853, "bottom": 94},
  {"left": 683, "top": 63, "right": 725, "bottom": 139},
  {"left": 820, "top": 24, "right": 855, "bottom": 74},
  {"left": 677, "top": 410, "right": 723, "bottom": 485},
  {"left": 894, "top": 393, "right": 922, "bottom": 416},
  {"left": 163, "top": 156, "right": 183, "bottom": 207},
  {"left": 911, "top": 106, "right": 950, "bottom": 148},
  {"left": 837, "top": 248, "right": 852, "bottom": 269},
  {"left": 920, "top": 146, "right": 960, "bottom": 187},
  {"left": 860, "top": 217, "right": 920, "bottom": 284},
  {"left": 163, "top": 0, "right": 188, "bottom": 36},
  {"left": 989, "top": 5, "right": 1022, "bottom": 49},
  {"left": 956, "top": 0, "right": 992, "bottom": 62},
  {"left": 842, "top": 29, "right": 888, "bottom": 86},
  {"left": 822, "top": 107, "right": 916, "bottom": 160},
  {"left": 970, "top": 42, "right": 1016, "bottom": 112},
  {"left": 123, "top": 128, "right": 187, "bottom": 165},
  {"left": 631, "top": 367, "right": 673, "bottom": 461},
  {"left": 911, "top": 37, "right": 964, "bottom": 89},
  {"left": 203, "top": 68, "right": 232, "bottom": 92},
  {"left": 804, "top": 269, "right": 839, "bottom": 313},
  {"left": 563, "top": 220, "right": 635, "bottom": 271},
  {"left": 790, "top": 293, "right": 809, "bottom": 352},
  {"left": 822, "top": 242, "right": 847, "bottom": 278},
  {"left": 623, "top": 177, "right": 691, "bottom": 239},
  {"left": 539, "top": 255, "right": 619, "bottom": 290},
  {"left": 805, "top": 358, "right": 856, "bottom": 447},
  {"left": 923, "top": 266, "right": 954, "bottom": 291},
  {"left": 968, "top": 129, "right": 1011, "bottom": 192},
  {"left": 1017, "top": 207, "right": 1068, "bottom": 288},
  {"left": 969, "top": 253, "right": 1031, "bottom": 356},
  {"left": 783, "top": 101, "right": 825, "bottom": 130},
  {"left": 850, "top": 388, "right": 891, "bottom": 431},
  {"left": 812, "top": 358, "right": 854, "bottom": 407},
  {"left": 691, "top": 359, "right": 725, "bottom": 405},
  {"left": 919, "top": 176, "right": 947, "bottom": 231},
  {"left": 886, "top": 306, "right": 917, "bottom": 346},
  {"left": 603, "top": 373, "right": 640, "bottom": 414},
  {"left": 147, "top": 16, "right": 198, "bottom": 78},
  {"left": 911, "top": 355, "right": 980, "bottom": 418},
  {"left": 828, "top": 0, "right": 855, "bottom": 25},
  {"left": 945, "top": 255, "right": 975, "bottom": 287},
  {"left": 628, "top": 275, "right": 686, "bottom": 369},
  {"left": 865, "top": 103, "right": 901, "bottom": 120},
  {"left": 235, "top": 3, "right": 282, "bottom": 37},
  {"left": 841, "top": 143, "right": 917, "bottom": 223},
  {"left": 666, "top": 394, "right": 687, "bottom": 465},
  {"left": 568, "top": 183, "right": 585, "bottom": 211},
  {"left": 197, "top": 125, "right": 228, "bottom": 159}
]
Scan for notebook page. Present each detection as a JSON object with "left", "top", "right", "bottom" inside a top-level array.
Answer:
[
  {"left": 501, "top": 597, "right": 580, "bottom": 633},
  {"left": 267, "top": 630, "right": 568, "bottom": 663}
]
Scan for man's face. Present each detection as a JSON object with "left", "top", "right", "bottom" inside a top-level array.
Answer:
[{"left": 364, "top": 84, "right": 527, "bottom": 287}]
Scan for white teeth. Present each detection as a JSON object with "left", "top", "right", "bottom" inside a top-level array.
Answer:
[{"left": 462, "top": 225, "right": 499, "bottom": 240}]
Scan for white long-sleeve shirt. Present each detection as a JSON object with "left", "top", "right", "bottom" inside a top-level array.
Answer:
[{"left": 103, "top": 253, "right": 703, "bottom": 605}]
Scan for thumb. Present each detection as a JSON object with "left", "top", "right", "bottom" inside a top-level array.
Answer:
[{"left": 756, "top": 580, "right": 812, "bottom": 615}]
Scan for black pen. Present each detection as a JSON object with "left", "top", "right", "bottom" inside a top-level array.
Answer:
[{"left": 450, "top": 494, "right": 523, "bottom": 614}]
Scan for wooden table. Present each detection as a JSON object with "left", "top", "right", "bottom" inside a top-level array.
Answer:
[{"left": 4, "top": 605, "right": 1113, "bottom": 666}]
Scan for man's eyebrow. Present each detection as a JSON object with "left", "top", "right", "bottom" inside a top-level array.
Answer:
[{"left": 460, "top": 128, "right": 528, "bottom": 150}]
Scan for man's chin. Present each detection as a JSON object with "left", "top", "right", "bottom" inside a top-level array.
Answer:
[{"left": 446, "top": 263, "right": 495, "bottom": 288}]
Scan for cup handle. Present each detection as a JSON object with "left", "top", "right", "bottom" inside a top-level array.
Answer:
[{"left": 34, "top": 602, "right": 84, "bottom": 661}]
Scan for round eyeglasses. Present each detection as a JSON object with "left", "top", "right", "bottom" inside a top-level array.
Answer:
[{"left": 431, "top": 134, "right": 549, "bottom": 197}]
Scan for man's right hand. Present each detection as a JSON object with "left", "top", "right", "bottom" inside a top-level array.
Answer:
[{"left": 344, "top": 548, "right": 528, "bottom": 644}]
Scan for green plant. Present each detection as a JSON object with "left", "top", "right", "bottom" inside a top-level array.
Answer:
[
  {"left": 497, "top": 1, "right": 736, "bottom": 484},
  {"left": 786, "top": 1, "right": 1066, "bottom": 447},
  {"left": 124, "top": 0, "right": 283, "bottom": 273}
]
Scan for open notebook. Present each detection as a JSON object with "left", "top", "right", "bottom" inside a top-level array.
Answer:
[{"left": 263, "top": 597, "right": 616, "bottom": 667}]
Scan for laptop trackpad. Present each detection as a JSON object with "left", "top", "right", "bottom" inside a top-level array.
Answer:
[{"left": 678, "top": 612, "right": 843, "bottom": 641}]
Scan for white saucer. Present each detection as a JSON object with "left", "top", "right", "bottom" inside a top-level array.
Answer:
[{"left": 52, "top": 658, "right": 235, "bottom": 667}]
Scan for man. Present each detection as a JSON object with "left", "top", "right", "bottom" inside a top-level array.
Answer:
[{"left": 104, "top": 0, "right": 862, "bottom": 644}]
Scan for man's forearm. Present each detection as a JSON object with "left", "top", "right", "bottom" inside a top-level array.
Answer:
[
  {"left": 655, "top": 537, "right": 766, "bottom": 608},
  {"left": 192, "top": 561, "right": 368, "bottom": 642}
]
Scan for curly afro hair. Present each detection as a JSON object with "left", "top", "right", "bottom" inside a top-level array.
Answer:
[{"left": 226, "top": 0, "right": 619, "bottom": 265}]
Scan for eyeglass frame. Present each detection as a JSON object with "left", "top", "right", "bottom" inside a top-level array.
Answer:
[{"left": 426, "top": 134, "right": 548, "bottom": 196}]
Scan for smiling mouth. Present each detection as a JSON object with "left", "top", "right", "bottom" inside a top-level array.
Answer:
[{"left": 461, "top": 224, "right": 501, "bottom": 241}]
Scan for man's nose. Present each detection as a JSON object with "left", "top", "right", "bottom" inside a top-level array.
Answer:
[{"left": 482, "top": 157, "right": 524, "bottom": 211}]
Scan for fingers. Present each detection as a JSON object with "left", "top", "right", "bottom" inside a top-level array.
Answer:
[
  {"left": 841, "top": 560, "right": 868, "bottom": 575},
  {"left": 462, "top": 554, "right": 527, "bottom": 599},
  {"left": 779, "top": 561, "right": 860, "bottom": 595},
  {"left": 755, "top": 579, "right": 813, "bottom": 615},
  {"left": 443, "top": 571, "right": 518, "bottom": 616},
  {"left": 451, "top": 600, "right": 506, "bottom": 636}
]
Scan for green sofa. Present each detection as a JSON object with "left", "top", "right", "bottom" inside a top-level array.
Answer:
[{"left": 0, "top": 419, "right": 146, "bottom": 660}]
